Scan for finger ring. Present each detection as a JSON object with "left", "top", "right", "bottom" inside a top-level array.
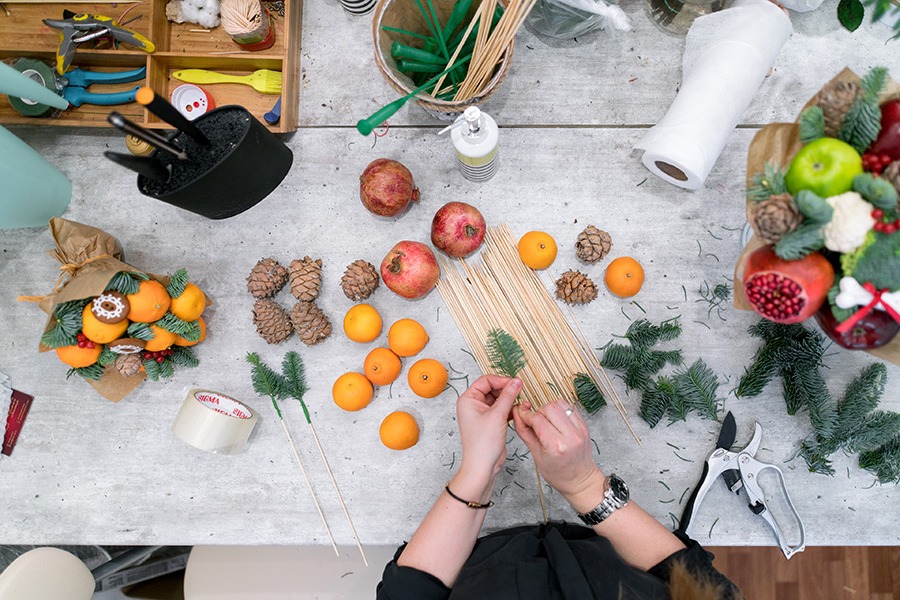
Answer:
[{"left": 565, "top": 408, "right": 573, "bottom": 417}]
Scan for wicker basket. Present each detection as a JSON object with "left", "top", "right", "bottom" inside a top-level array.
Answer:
[{"left": 372, "top": 0, "right": 514, "bottom": 121}]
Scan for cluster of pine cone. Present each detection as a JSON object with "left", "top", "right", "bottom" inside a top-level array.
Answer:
[
  {"left": 554, "top": 225, "right": 613, "bottom": 305},
  {"left": 247, "top": 257, "right": 382, "bottom": 345}
]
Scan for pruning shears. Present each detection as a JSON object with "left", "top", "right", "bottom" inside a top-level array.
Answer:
[
  {"left": 678, "top": 412, "right": 806, "bottom": 559},
  {"left": 43, "top": 13, "right": 155, "bottom": 74}
]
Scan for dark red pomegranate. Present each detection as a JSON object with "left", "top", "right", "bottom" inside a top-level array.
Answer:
[
  {"left": 742, "top": 246, "right": 834, "bottom": 324},
  {"left": 815, "top": 303, "right": 900, "bottom": 350},
  {"left": 359, "top": 158, "right": 419, "bottom": 217}
]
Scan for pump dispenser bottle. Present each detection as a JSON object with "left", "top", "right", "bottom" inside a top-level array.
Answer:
[{"left": 449, "top": 106, "right": 499, "bottom": 182}]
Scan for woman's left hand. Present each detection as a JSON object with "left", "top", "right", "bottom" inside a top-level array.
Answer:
[{"left": 456, "top": 375, "right": 522, "bottom": 479}]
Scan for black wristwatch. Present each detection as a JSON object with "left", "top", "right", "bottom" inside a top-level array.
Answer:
[{"left": 576, "top": 474, "right": 629, "bottom": 525}]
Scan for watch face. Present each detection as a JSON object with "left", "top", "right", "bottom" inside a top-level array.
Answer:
[{"left": 609, "top": 475, "right": 629, "bottom": 503}]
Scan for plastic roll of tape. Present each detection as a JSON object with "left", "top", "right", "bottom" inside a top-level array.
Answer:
[
  {"left": 172, "top": 389, "right": 257, "bottom": 454},
  {"left": 8, "top": 58, "right": 60, "bottom": 118}
]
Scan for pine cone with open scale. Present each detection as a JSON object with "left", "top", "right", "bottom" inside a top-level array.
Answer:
[
  {"left": 114, "top": 353, "right": 142, "bottom": 377},
  {"left": 291, "top": 301, "right": 331, "bottom": 346},
  {"left": 575, "top": 225, "right": 613, "bottom": 263},
  {"left": 247, "top": 258, "right": 289, "bottom": 299},
  {"left": 341, "top": 260, "right": 379, "bottom": 301},
  {"left": 555, "top": 270, "right": 598, "bottom": 304},
  {"left": 290, "top": 257, "right": 323, "bottom": 301},
  {"left": 813, "top": 81, "right": 863, "bottom": 138},
  {"left": 252, "top": 298, "right": 293, "bottom": 344}
]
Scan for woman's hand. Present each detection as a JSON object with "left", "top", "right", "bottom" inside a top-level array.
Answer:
[
  {"left": 455, "top": 375, "right": 522, "bottom": 485},
  {"left": 512, "top": 400, "right": 605, "bottom": 511}
]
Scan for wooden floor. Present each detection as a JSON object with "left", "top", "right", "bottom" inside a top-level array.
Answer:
[{"left": 708, "top": 547, "right": 900, "bottom": 600}]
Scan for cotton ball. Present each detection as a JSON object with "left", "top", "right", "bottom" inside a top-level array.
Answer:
[{"left": 181, "top": 0, "right": 221, "bottom": 28}]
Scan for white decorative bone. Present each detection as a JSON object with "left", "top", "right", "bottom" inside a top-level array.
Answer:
[{"left": 834, "top": 276, "right": 900, "bottom": 314}]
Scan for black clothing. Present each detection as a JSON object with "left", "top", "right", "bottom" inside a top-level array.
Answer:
[{"left": 377, "top": 521, "right": 739, "bottom": 600}]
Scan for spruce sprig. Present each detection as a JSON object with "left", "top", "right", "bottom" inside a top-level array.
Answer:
[
  {"left": 98, "top": 347, "right": 118, "bottom": 367},
  {"left": 798, "top": 106, "right": 826, "bottom": 143},
  {"left": 747, "top": 162, "right": 788, "bottom": 203},
  {"left": 246, "top": 351, "right": 288, "bottom": 419},
  {"left": 795, "top": 190, "right": 834, "bottom": 225},
  {"left": 127, "top": 321, "right": 155, "bottom": 341},
  {"left": 774, "top": 222, "right": 826, "bottom": 260},
  {"left": 41, "top": 298, "right": 90, "bottom": 348},
  {"left": 67, "top": 363, "right": 105, "bottom": 381},
  {"left": 839, "top": 67, "right": 887, "bottom": 154},
  {"left": 155, "top": 312, "right": 200, "bottom": 340},
  {"left": 853, "top": 173, "right": 899, "bottom": 212},
  {"left": 672, "top": 359, "right": 720, "bottom": 421},
  {"left": 574, "top": 373, "right": 606, "bottom": 414},
  {"left": 166, "top": 268, "right": 189, "bottom": 299},
  {"left": 170, "top": 346, "right": 199, "bottom": 368},
  {"left": 486, "top": 329, "right": 527, "bottom": 379},
  {"left": 105, "top": 271, "right": 147, "bottom": 295},
  {"left": 281, "top": 351, "right": 312, "bottom": 424},
  {"left": 859, "top": 436, "right": 900, "bottom": 484}
]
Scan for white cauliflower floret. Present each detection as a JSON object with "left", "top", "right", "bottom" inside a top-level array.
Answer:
[{"left": 822, "top": 192, "right": 876, "bottom": 254}]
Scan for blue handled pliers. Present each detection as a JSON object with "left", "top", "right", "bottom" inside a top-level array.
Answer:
[{"left": 58, "top": 66, "right": 147, "bottom": 107}]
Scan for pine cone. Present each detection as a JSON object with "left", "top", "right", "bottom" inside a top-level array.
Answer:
[
  {"left": 114, "top": 353, "right": 142, "bottom": 378},
  {"left": 341, "top": 260, "right": 379, "bottom": 301},
  {"left": 247, "top": 258, "right": 289, "bottom": 298},
  {"left": 750, "top": 193, "right": 802, "bottom": 244},
  {"left": 882, "top": 161, "right": 900, "bottom": 195},
  {"left": 813, "top": 81, "right": 863, "bottom": 138},
  {"left": 290, "top": 256, "right": 323, "bottom": 301},
  {"left": 252, "top": 298, "right": 293, "bottom": 344},
  {"left": 555, "top": 270, "right": 598, "bottom": 305},
  {"left": 290, "top": 301, "right": 331, "bottom": 346},
  {"left": 575, "top": 225, "right": 613, "bottom": 263}
]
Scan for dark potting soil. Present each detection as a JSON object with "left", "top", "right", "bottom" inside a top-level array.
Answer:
[{"left": 139, "top": 107, "right": 251, "bottom": 196}]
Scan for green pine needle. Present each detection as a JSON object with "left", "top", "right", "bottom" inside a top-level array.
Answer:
[
  {"left": 67, "top": 363, "right": 105, "bottom": 381},
  {"left": 600, "top": 344, "right": 634, "bottom": 371},
  {"left": 640, "top": 379, "right": 675, "bottom": 428},
  {"left": 155, "top": 312, "right": 197, "bottom": 338},
  {"left": 774, "top": 222, "right": 826, "bottom": 260},
  {"left": 574, "top": 373, "right": 606, "bottom": 414},
  {"left": 839, "top": 97, "right": 882, "bottom": 154},
  {"left": 165, "top": 268, "right": 189, "bottom": 299},
  {"left": 170, "top": 346, "right": 199, "bottom": 368},
  {"left": 747, "top": 162, "right": 788, "bottom": 203},
  {"left": 105, "top": 271, "right": 147, "bottom": 295},
  {"left": 127, "top": 322, "right": 155, "bottom": 341},
  {"left": 486, "top": 329, "right": 527, "bottom": 379},
  {"left": 798, "top": 106, "right": 826, "bottom": 143},
  {"left": 246, "top": 352, "right": 288, "bottom": 419},
  {"left": 41, "top": 298, "right": 90, "bottom": 348},
  {"left": 853, "top": 173, "right": 899, "bottom": 211},
  {"left": 859, "top": 66, "right": 888, "bottom": 101},
  {"left": 859, "top": 436, "right": 900, "bottom": 484},
  {"left": 281, "top": 351, "right": 312, "bottom": 424},
  {"left": 98, "top": 347, "right": 117, "bottom": 367},
  {"left": 672, "top": 359, "right": 720, "bottom": 421}
]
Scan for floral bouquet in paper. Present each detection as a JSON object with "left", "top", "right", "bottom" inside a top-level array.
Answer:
[{"left": 735, "top": 67, "right": 900, "bottom": 362}]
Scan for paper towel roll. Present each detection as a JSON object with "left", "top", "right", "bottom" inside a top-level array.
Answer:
[
  {"left": 634, "top": 0, "right": 792, "bottom": 190},
  {"left": 172, "top": 389, "right": 257, "bottom": 455}
]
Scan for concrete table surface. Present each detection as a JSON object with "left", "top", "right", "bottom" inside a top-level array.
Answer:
[{"left": 1, "top": 0, "right": 898, "bottom": 551}]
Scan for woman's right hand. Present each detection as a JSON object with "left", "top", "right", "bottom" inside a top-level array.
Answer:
[{"left": 512, "top": 400, "right": 607, "bottom": 512}]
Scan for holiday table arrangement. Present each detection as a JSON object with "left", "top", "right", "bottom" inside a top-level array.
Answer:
[
  {"left": 17, "top": 217, "right": 210, "bottom": 402},
  {"left": 735, "top": 66, "right": 900, "bottom": 364}
]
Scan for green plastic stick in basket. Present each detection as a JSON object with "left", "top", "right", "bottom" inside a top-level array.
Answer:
[{"left": 357, "top": 53, "right": 472, "bottom": 136}]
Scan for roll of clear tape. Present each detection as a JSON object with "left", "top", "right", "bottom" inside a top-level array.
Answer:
[
  {"left": 172, "top": 389, "right": 257, "bottom": 455},
  {"left": 634, "top": 0, "right": 792, "bottom": 190}
]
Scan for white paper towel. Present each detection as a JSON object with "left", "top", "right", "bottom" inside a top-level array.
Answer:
[{"left": 634, "top": 0, "right": 792, "bottom": 190}]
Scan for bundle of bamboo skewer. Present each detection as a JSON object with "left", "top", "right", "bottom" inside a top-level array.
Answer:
[{"left": 436, "top": 224, "right": 640, "bottom": 445}]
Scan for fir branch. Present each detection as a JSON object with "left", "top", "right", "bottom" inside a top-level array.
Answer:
[
  {"left": 574, "top": 373, "right": 606, "bottom": 414},
  {"left": 41, "top": 298, "right": 90, "bottom": 348},
  {"left": 170, "top": 346, "right": 199, "bottom": 368},
  {"left": 798, "top": 106, "right": 826, "bottom": 143},
  {"left": 747, "top": 162, "right": 788, "bottom": 203},
  {"left": 672, "top": 359, "right": 720, "bottom": 421},
  {"left": 839, "top": 96, "right": 882, "bottom": 154},
  {"left": 281, "top": 351, "right": 312, "bottom": 424},
  {"left": 736, "top": 340, "right": 782, "bottom": 397},
  {"left": 859, "top": 436, "right": 900, "bottom": 484},
  {"left": 774, "top": 222, "right": 826, "bottom": 260},
  {"left": 795, "top": 190, "right": 833, "bottom": 225},
  {"left": 105, "top": 271, "right": 147, "bottom": 295},
  {"left": 835, "top": 363, "right": 887, "bottom": 432},
  {"left": 486, "top": 329, "right": 527, "bottom": 379},
  {"left": 845, "top": 412, "right": 900, "bottom": 454},
  {"left": 600, "top": 344, "right": 634, "bottom": 370},
  {"left": 165, "top": 268, "right": 189, "bottom": 299},
  {"left": 640, "top": 382, "right": 672, "bottom": 428},
  {"left": 246, "top": 352, "right": 288, "bottom": 419},
  {"left": 799, "top": 439, "right": 836, "bottom": 476},
  {"left": 157, "top": 359, "right": 175, "bottom": 379},
  {"left": 98, "top": 347, "right": 117, "bottom": 367},
  {"left": 67, "top": 363, "right": 105, "bottom": 381},
  {"left": 859, "top": 66, "right": 888, "bottom": 102},
  {"left": 142, "top": 358, "right": 161, "bottom": 381},
  {"left": 853, "top": 173, "right": 899, "bottom": 211},
  {"left": 127, "top": 322, "right": 155, "bottom": 341},
  {"left": 661, "top": 376, "right": 689, "bottom": 423},
  {"left": 658, "top": 319, "right": 682, "bottom": 342},
  {"left": 155, "top": 312, "right": 196, "bottom": 337}
]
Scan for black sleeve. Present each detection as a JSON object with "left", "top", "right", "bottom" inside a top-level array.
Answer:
[
  {"left": 647, "top": 531, "right": 742, "bottom": 600},
  {"left": 375, "top": 543, "right": 451, "bottom": 600}
]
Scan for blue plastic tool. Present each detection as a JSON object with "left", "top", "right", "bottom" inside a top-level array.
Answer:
[{"left": 264, "top": 97, "right": 281, "bottom": 124}]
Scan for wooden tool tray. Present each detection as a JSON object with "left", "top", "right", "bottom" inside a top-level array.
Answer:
[{"left": 0, "top": 1, "right": 300, "bottom": 132}]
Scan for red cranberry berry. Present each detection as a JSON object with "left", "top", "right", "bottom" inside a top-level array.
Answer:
[
  {"left": 885, "top": 223, "right": 898, "bottom": 234},
  {"left": 156, "top": 356, "right": 165, "bottom": 363},
  {"left": 872, "top": 209, "right": 884, "bottom": 220}
]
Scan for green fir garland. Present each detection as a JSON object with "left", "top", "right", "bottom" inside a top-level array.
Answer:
[{"left": 486, "top": 329, "right": 527, "bottom": 379}]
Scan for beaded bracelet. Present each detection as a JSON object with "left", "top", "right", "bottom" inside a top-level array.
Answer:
[{"left": 444, "top": 483, "right": 495, "bottom": 509}]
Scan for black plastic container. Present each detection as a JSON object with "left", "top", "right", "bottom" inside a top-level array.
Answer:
[{"left": 138, "top": 105, "right": 292, "bottom": 219}]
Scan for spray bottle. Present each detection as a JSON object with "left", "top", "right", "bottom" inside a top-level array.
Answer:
[{"left": 441, "top": 106, "right": 499, "bottom": 182}]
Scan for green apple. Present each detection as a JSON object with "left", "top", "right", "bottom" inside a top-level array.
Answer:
[{"left": 784, "top": 137, "right": 863, "bottom": 197}]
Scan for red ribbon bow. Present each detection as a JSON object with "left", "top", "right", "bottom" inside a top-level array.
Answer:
[{"left": 835, "top": 283, "right": 900, "bottom": 334}]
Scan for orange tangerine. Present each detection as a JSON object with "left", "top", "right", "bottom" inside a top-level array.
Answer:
[
  {"left": 332, "top": 372, "right": 374, "bottom": 411},
  {"left": 81, "top": 304, "right": 129, "bottom": 344},
  {"left": 174, "top": 316, "right": 206, "bottom": 347},
  {"left": 408, "top": 359, "right": 448, "bottom": 399},
  {"left": 380, "top": 411, "right": 419, "bottom": 450},
  {"left": 126, "top": 279, "right": 171, "bottom": 323},
  {"left": 604, "top": 257, "right": 645, "bottom": 298},
  {"left": 56, "top": 343, "right": 102, "bottom": 368},
  {"left": 144, "top": 324, "right": 179, "bottom": 352},
  {"left": 364, "top": 347, "right": 402, "bottom": 386},
  {"left": 343, "top": 303, "right": 382, "bottom": 343},
  {"left": 388, "top": 318, "right": 429, "bottom": 357},
  {"left": 169, "top": 282, "right": 206, "bottom": 322},
  {"left": 518, "top": 231, "right": 558, "bottom": 270}
]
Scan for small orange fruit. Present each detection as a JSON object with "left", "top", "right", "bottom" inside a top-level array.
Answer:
[
  {"left": 174, "top": 316, "right": 206, "bottom": 347},
  {"left": 364, "top": 347, "right": 402, "bottom": 386},
  {"left": 332, "top": 372, "right": 374, "bottom": 411},
  {"left": 388, "top": 318, "right": 429, "bottom": 357},
  {"left": 56, "top": 343, "right": 102, "bottom": 368},
  {"left": 343, "top": 303, "right": 382, "bottom": 343},
  {"left": 408, "top": 359, "right": 448, "bottom": 398},
  {"left": 518, "top": 231, "right": 558, "bottom": 270},
  {"left": 81, "top": 304, "right": 128, "bottom": 344},
  {"left": 143, "top": 324, "right": 179, "bottom": 352},
  {"left": 604, "top": 256, "right": 645, "bottom": 298},
  {"left": 169, "top": 282, "right": 206, "bottom": 322},
  {"left": 126, "top": 279, "right": 171, "bottom": 323},
  {"left": 380, "top": 411, "right": 419, "bottom": 450}
]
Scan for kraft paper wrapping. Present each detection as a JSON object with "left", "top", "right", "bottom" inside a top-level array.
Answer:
[
  {"left": 734, "top": 69, "right": 900, "bottom": 366},
  {"left": 172, "top": 390, "right": 257, "bottom": 455},
  {"left": 21, "top": 217, "right": 212, "bottom": 402}
]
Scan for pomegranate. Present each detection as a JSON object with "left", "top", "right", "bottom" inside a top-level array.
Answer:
[
  {"left": 359, "top": 158, "right": 419, "bottom": 217},
  {"left": 742, "top": 245, "right": 834, "bottom": 324},
  {"left": 381, "top": 241, "right": 440, "bottom": 299},
  {"left": 431, "top": 202, "right": 486, "bottom": 258},
  {"left": 815, "top": 303, "right": 900, "bottom": 350}
]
